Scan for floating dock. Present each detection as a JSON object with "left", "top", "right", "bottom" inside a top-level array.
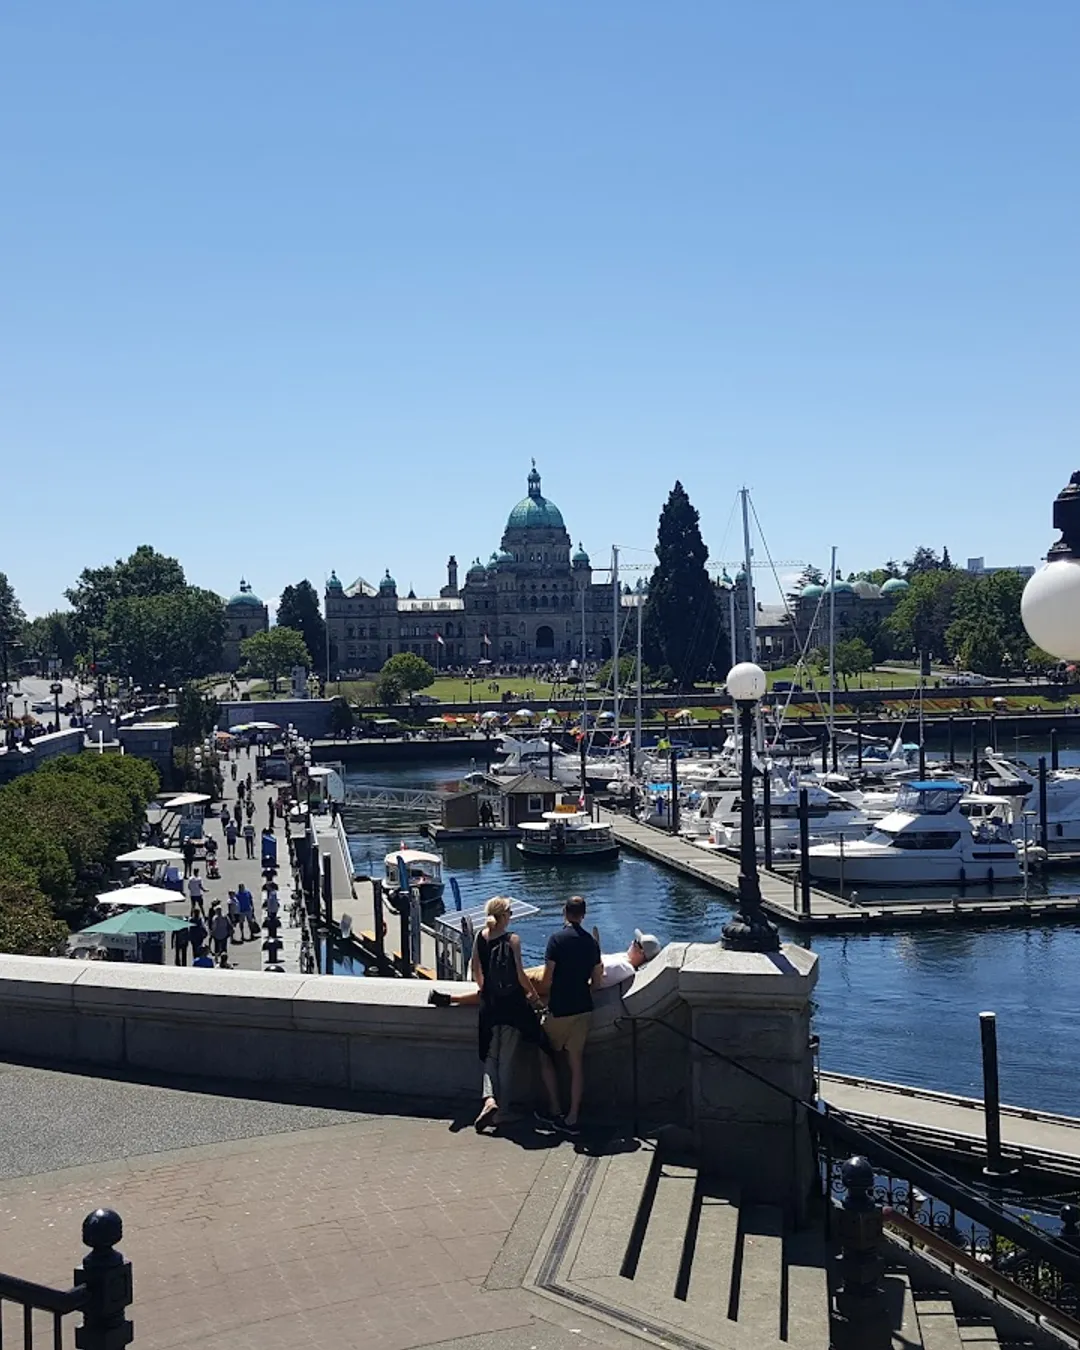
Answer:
[{"left": 598, "top": 809, "right": 1080, "bottom": 932}]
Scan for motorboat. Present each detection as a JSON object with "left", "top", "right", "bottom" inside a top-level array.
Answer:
[
  {"left": 384, "top": 849, "right": 445, "bottom": 904},
  {"left": 978, "top": 754, "right": 1080, "bottom": 853},
  {"left": 687, "top": 776, "right": 873, "bottom": 855},
  {"left": 518, "top": 809, "right": 619, "bottom": 860},
  {"left": 808, "top": 780, "right": 1022, "bottom": 888}
]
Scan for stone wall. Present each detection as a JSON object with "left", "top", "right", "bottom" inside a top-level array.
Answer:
[
  {"left": 0, "top": 941, "right": 818, "bottom": 1203},
  {"left": 0, "top": 728, "right": 85, "bottom": 782},
  {"left": 218, "top": 699, "right": 333, "bottom": 738}
]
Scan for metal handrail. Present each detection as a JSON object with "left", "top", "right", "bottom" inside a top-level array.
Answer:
[
  {"left": 0, "top": 1272, "right": 88, "bottom": 1315},
  {"left": 883, "top": 1205, "right": 1080, "bottom": 1342}
]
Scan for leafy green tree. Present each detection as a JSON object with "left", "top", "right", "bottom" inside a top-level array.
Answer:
[
  {"left": 106, "top": 588, "right": 225, "bottom": 686},
  {"left": 1026, "top": 645, "right": 1059, "bottom": 676},
  {"left": 945, "top": 570, "right": 1029, "bottom": 676},
  {"left": 240, "top": 626, "right": 311, "bottom": 691},
  {"left": 380, "top": 652, "right": 435, "bottom": 695},
  {"left": 835, "top": 637, "right": 875, "bottom": 688},
  {"left": 787, "top": 564, "right": 825, "bottom": 600},
  {"left": 903, "top": 545, "right": 952, "bottom": 580},
  {"left": 276, "top": 581, "right": 326, "bottom": 673},
  {"left": 596, "top": 655, "right": 639, "bottom": 689},
  {"left": 643, "top": 482, "right": 721, "bottom": 689},
  {"left": 66, "top": 546, "right": 187, "bottom": 638},
  {"left": 374, "top": 670, "right": 403, "bottom": 705},
  {"left": 0, "top": 860, "right": 67, "bottom": 955},
  {"left": 884, "top": 570, "right": 965, "bottom": 661},
  {"left": 177, "top": 683, "right": 219, "bottom": 745},
  {"left": 0, "top": 572, "right": 25, "bottom": 676},
  {"left": 328, "top": 696, "right": 354, "bottom": 736},
  {"left": 21, "top": 611, "right": 77, "bottom": 668}
]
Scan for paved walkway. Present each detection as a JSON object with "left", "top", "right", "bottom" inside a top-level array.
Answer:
[{"left": 0, "top": 1064, "right": 641, "bottom": 1350}]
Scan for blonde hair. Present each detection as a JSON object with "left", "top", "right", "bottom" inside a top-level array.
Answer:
[{"left": 483, "top": 895, "right": 512, "bottom": 932}]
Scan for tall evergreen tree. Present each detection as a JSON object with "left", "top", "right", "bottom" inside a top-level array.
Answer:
[
  {"left": 276, "top": 580, "right": 326, "bottom": 669},
  {"left": 643, "top": 482, "right": 720, "bottom": 688},
  {"left": 0, "top": 573, "right": 25, "bottom": 678}
]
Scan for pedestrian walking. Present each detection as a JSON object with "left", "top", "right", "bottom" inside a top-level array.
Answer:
[
  {"left": 264, "top": 884, "right": 280, "bottom": 920},
  {"left": 243, "top": 820, "right": 255, "bottom": 858},
  {"left": 225, "top": 821, "right": 238, "bottom": 860},
  {"left": 237, "top": 780, "right": 245, "bottom": 802},
  {"left": 182, "top": 838, "right": 196, "bottom": 879},
  {"left": 211, "top": 908, "right": 231, "bottom": 956},
  {"left": 230, "top": 762, "right": 237, "bottom": 783},
  {"left": 267, "top": 801, "right": 275, "bottom": 833},
  {"left": 538, "top": 896, "right": 602, "bottom": 1135},
  {"left": 227, "top": 890, "right": 241, "bottom": 940},
  {"left": 236, "top": 883, "right": 255, "bottom": 939},
  {"left": 190, "top": 915, "right": 208, "bottom": 959},
  {"left": 187, "top": 869, "right": 205, "bottom": 913},
  {"left": 246, "top": 773, "right": 252, "bottom": 792},
  {"left": 245, "top": 797, "right": 254, "bottom": 822},
  {"left": 171, "top": 924, "right": 190, "bottom": 966},
  {"left": 233, "top": 801, "right": 242, "bottom": 828},
  {"left": 220, "top": 804, "right": 231, "bottom": 836}
]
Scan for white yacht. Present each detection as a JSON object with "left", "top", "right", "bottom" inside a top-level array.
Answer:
[
  {"left": 978, "top": 754, "right": 1080, "bottom": 853},
  {"left": 808, "top": 780, "right": 1022, "bottom": 888},
  {"left": 384, "top": 849, "right": 446, "bottom": 905},
  {"left": 518, "top": 810, "right": 619, "bottom": 860},
  {"left": 687, "top": 777, "right": 873, "bottom": 855}
]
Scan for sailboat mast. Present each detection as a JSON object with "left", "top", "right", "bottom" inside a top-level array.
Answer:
[
  {"left": 580, "top": 577, "right": 587, "bottom": 729},
  {"left": 740, "top": 488, "right": 758, "bottom": 663},
  {"left": 828, "top": 544, "right": 837, "bottom": 754},
  {"left": 728, "top": 583, "right": 737, "bottom": 668},
  {"left": 612, "top": 545, "right": 620, "bottom": 732},
  {"left": 635, "top": 584, "right": 643, "bottom": 755}
]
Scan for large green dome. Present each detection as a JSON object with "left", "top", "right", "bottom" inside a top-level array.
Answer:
[
  {"left": 506, "top": 464, "right": 565, "bottom": 531},
  {"left": 228, "top": 579, "right": 262, "bottom": 607}
]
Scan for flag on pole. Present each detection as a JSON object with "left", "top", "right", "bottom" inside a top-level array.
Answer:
[
  {"left": 435, "top": 633, "right": 445, "bottom": 646},
  {"left": 481, "top": 633, "right": 491, "bottom": 647}
]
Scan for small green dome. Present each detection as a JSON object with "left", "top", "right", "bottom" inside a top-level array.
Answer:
[
  {"left": 496, "top": 547, "right": 514, "bottom": 564},
  {"left": 378, "top": 569, "right": 396, "bottom": 593},
  {"left": 466, "top": 557, "right": 487, "bottom": 578},
  {"left": 572, "top": 542, "right": 590, "bottom": 566},
  {"left": 326, "top": 570, "right": 343, "bottom": 593},
  {"left": 881, "top": 577, "right": 909, "bottom": 595},
  {"left": 824, "top": 579, "right": 855, "bottom": 595},
  {"left": 799, "top": 583, "right": 824, "bottom": 599},
  {"left": 507, "top": 463, "right": 565, "bottom": 531},
  {"left": 228, "top": 579, "right": 262, "bottom": 607}
]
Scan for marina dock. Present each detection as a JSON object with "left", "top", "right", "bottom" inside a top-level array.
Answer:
[
  {"left": 599, "top": 808, "right": 1080, "bottom": 932},
  {"left": 820, "top": 1071, "right": 1080, "bottom": 1178}
]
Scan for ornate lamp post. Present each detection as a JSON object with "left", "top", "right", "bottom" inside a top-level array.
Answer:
[
  {"left": 721, "top": 661, "right": 780, "bottom": 953},
  {"left": 1022, "top": 471, "right": 1080, "bottom": 662},
  {"left": 50, "top": 681, "right": 64, "bottom": 731}
]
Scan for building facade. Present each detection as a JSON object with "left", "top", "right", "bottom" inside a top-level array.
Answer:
[
  {"left": 222, "top": 580, "right": 269, "bottom": 672},
  {"left": 325, "top": 466, "right": 622, "bottom": 673}
]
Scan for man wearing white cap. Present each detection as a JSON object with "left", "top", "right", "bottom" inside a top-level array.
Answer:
[{"left": 597, "top": 928, "right": 662, "bottom": 989}]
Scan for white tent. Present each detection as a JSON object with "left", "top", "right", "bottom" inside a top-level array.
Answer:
[
  {"left": 95, "top": 882, "right": 180, "bottom": 909},
  {"left": 115, "top": 846, "right": 185, "bottom": 864},
  {"left": 161, "top": 792, "right": 211, "bottom": 809}
]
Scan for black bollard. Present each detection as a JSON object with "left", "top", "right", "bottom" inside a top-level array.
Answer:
[
  {"left": 322, "top": 852, "right": 334, "bottom": 977},
  {"left": 628, "top": 742, "right": 635, "bottom": 778},
  {"left": 947, "top": 715, "right": 956, "bottom": 765},
  {"left": 763, "top": 771, "right": 773, "bottom": 870},
  {"left": 1051, "top": 727, "right": 1060, "bottom": 771},
  {"left": 918, "top": 740, "right": 926, "bottom": 780},
  {"left": 75, "top": 1208, "right": 134, "bottom": 1350},
  {"left": 979, "top": 1011, "right": 1014, "bottom": 1177},
  {"left": 1039, "top": 756, "right": 1049, "bottom": 851},
  {"left": 856, "top": 713, "right": 863, "bottom": 769},
  {"left": 799, "top": 788, "right": 811, "bottom": 917},
  {"left": 821, "top": 735, "right": 828, "bottom": 773},
  {"left": 398, "top": 900, "right": 412, "bottom": 977},
  {"left": 833, "top": 1157, "right": 885, "bottom": 1332},
  {"left": 990, "top": 712, "right": 998, "bottom": 752},
  {"left": 670, "top": 749, "right": 680, "bottom": 835},
  {"left": 372, "top": 878, "right": 387, "bottom": 974},
  {"left": 547, "top": 736, "right": 554, "bottom": 783},
  {"left": 579, "top": 736, "right": 587, "bottom": 800},
  {"left": 970, "top": 720, "right": 978, "bottom": 777}
]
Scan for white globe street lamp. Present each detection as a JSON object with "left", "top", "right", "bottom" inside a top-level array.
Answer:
[
  {"left": 721, "top": 661, "right": 780, "bottom": 953},
  {"left": 1022, "top": 472, "right": 1080, "bottom": 662}
]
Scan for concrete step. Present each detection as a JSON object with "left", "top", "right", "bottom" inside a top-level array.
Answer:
[
  {"left": 782, "top": 1226, "right": 831, "bottom": 1348},
  {"left": 569, "top": 1145, "right": 657, "bottom": 1283},
  {"left": 956, "top": 1320, "right": 1000, "bottom": 1347},
  {"left": 883, "top": 1265, "right": 924, "bottom": 1349},
  {"left": 915, "top": 1295, "right": 966, "bottom": 1350},
  {"left": 630, "top": 1161, "right": 698, "bottom": 1299},
  {"left": 684, "top": 1182, "right": 740, "bottom": 1321},
  {"left": 734, "top": 1204, "right": 785, "bottom": 1343}
]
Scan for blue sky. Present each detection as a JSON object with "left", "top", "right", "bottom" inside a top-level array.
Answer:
[{"left": 2, "top": 1, "right": 1078, "bottom": 618}]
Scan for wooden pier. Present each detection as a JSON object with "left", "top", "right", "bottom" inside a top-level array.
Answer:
[
  {"left": 820, "top": 1071, "right": 1080, "bottom": 1178},
  {"left": 599, "top": 808, "right": 1080, "bottom": 932}
]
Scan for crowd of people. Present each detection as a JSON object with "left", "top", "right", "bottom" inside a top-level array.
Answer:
[{"left": 429, "top": 896, "right": 660, "bottom": 1136}]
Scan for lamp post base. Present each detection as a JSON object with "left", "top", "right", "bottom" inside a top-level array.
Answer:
[{"left": 721, "top": 913, "right": 781, "bottom": 952}]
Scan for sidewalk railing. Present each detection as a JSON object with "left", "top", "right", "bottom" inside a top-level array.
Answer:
[{"left": 0, "top": 1208, "right": 133, "bottom": 1349}]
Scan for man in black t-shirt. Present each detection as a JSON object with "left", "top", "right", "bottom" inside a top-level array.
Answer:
[{"left": 540, "top": 896, "right": 602, "bottom": 1133}]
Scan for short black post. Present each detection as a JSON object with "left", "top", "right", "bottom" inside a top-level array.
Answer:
[
  {"left": 670, "top": 749, "right": 680, "bottom": 835},
  {"left": 762, "top": 770, "right": 773, "bottom": 870},
  {"left": 990, "top": 712, "right": 998, "bottom": 752},
  {"left": 1051, "top": 727, "right": 1060, "bottom": 771},
  {"left": 980, "top": 1011, "right": 1014, "bottom": 1177},
  {"left": 579, "top": 736, "right": 587, "bottom": 799},
  {"left": 947, "top": 715, "right": 956, "bottom": 765},
  {"left": 821, "top": 735, "right": 828, "bottom": 773},
  {"left": 547, "top": 736, "right": 554, "bottom": 783},
  {"left": 74, "top": 1208, "right": 134, "bottom": 1350},
  {"left": 831, "top": 734, "right": 839, "bottom": 772},
  {"left": 918, "top": 739, "right": 926, "bottom": 780},
  {"left": 372, "top": 878, "right": 387, "bottom": 974},
  {"left": 970, "top": 719, "right": 978, "bottom": 776},
  {"left": 799, "top": 788, "right": 811, "bottom": 917},
  {"left": 856, "top": 712, "right": 863, "bottom": 769},
  {"left": 1038, "top": 756, "right": 1049, "bottom": 851},
  {"left": 398, "top": 901, "right": 412, "bottom": 977},
  {"left": 832, "top": 1157, "right": 885, "bottom": 1342},
  {"left": 322, "top": 852, "right": 334, "bottom": 977}
]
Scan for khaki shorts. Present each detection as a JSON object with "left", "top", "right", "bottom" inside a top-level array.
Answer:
[{"left": 544, "top": 1011, "right": 591, "bottom": 1055}]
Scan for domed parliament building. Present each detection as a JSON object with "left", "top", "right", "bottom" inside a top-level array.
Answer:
[{"left": 324, "top": 466, "right": 620, "bottom": 674}]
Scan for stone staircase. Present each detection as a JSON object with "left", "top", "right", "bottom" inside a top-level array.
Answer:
[
  {"left": 526, "top": 1140, "right": 830, "bottom": 1349},
  {"left": 521, "top": 1141, "right": 1067, "bottom": 1350}
]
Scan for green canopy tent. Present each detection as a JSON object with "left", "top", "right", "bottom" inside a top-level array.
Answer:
[{"left": 72, "top": 907, "right": 191, "bottom": 960}]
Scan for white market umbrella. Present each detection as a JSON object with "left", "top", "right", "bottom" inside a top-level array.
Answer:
[
  {"left": 515, "top": 708, "right": 534, "bottom": 718},
  {"left": 161, "top": 792, "right": 212, "bottom": 809},
  {"left": 95, "top": 882, "right": 180, "bottom": 908},
  {"left": 115, "top": 846, "right": 185, "bottom": 864}
]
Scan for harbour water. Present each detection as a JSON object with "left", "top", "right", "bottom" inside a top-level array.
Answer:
[{"left": 344, "top": 745, "right": 1080, "bottom": 1118}]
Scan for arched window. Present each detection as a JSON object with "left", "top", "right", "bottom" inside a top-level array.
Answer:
[
  {"left": 346, "top": 626, "right": 354, "bottom": 639},
  {"left": 540, "top": 596, "right": 548, "bottom": 608},
  {"left": 531, "top": 595, "right": 538, "bottom": 609}
]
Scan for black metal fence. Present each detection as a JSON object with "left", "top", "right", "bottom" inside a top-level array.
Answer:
[{"left": 0, "top": 1208, "right": 133, "bottom": 1349}]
